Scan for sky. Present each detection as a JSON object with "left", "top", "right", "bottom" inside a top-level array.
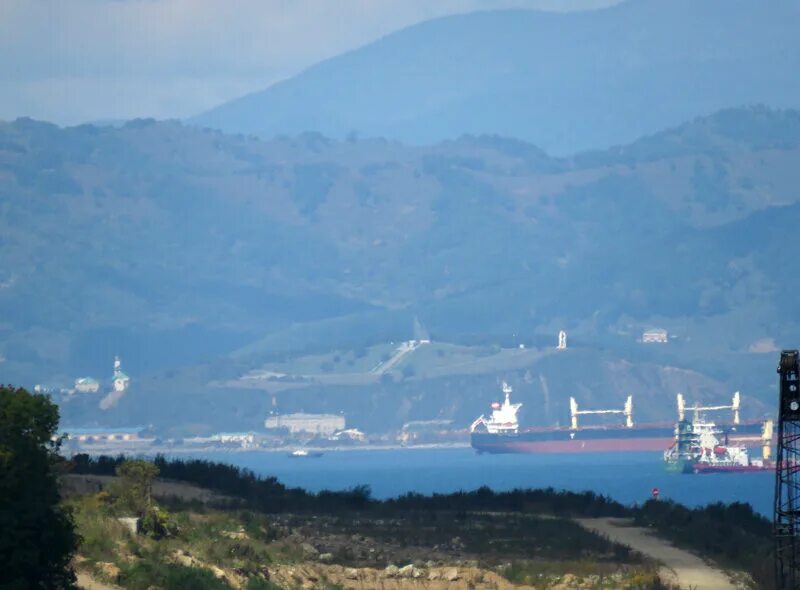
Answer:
[{"left": 0, "top": 0, "right": 621, "bottom": 125}]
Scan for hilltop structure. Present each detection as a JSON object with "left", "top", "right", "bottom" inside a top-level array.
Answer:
[
  {"left": 557, "top": 330, "right": 568, "bottom": 350},
  {"left": 111, "top": 356, "right": 130, "bottom": 392}
]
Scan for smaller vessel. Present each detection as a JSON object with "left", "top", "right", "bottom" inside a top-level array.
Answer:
[
  {"left": 288, "top": 449, "right": 323, "bottom": 458},
  {"left": 664, "top": 417, "right": 773, "bottom": 474}
]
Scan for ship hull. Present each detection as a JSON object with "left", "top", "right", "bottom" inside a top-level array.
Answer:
[
  {"left": 472, "top": 437, "right": 674, "bottom": 454},
  {"left": 691, "top": 463, "right": 773, "bottom": 474},
  {"left": 471, "top": 422, "right": 764, "bottom": 455}
]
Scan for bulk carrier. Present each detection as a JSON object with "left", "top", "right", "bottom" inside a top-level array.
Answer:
[{"left": 470, "top": 383, "right": 766, "bottom": 454}]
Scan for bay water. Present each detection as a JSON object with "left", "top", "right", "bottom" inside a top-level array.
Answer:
[{"left": 199, "top": 448, "right": 773, "bottom": 515}]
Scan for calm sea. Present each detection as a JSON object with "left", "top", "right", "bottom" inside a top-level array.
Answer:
[{"left": 197, "top": 448, "right": 774, "bottom": 516}]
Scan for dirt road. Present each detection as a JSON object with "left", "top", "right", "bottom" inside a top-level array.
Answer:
[{"left": 576, "top": 518, "right": 738, "bottom": 590}]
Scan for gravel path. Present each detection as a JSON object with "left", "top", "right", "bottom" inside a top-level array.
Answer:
[{"left": 576, "top": 517, "right": 738, "bottom": 590}]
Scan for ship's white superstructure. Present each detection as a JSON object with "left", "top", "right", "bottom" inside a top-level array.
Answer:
[{"left": 470, "top": 382, "right": 521, "bottom": 434}]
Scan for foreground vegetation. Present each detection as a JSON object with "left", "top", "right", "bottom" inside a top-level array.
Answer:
[
  {"left": 67, "top": 479, "right": 664, "bottom": 590},
  {"left": 69, "top": 454, "right": 772, "bottom": 589}
]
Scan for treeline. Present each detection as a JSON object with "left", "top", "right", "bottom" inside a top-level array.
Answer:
[
  {"left": 635, "top": 499, "right": 772, "bottom": 589},
  {"left": 69, "top": 454, "right": 626, "bottom": 517},
  {"left": 385, "top": 486, "right": 628, "bottom": 517}
]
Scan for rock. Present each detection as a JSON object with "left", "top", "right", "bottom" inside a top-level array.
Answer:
[
  {"left": 96, "top": 562, "right": 120, "bottom": 580},
  {"left": 300, "top": 543, "right": 319, "bottom": 558},
  {"left": 445, "top": 567, "right": 460, "bottom": 582},
  {"left": 384, "top": 564, "right": 400, "bottom": 578},
  {"left": 117, "top": 517, "right": 140, "bottom": 535},
  {"left": 428, "top": 570, "right": 441, "bottom": 581},
  {"left": 551, "top": 573, "right": 580, "bottom": 589},
  {"left": 172, "top": 551, "right": 196, "bottom": 568},
  {"left": 209, "top": 565, "right": 226, "bottom": 580},
  {"left": 398, "top": 564, "right": 417, "bottom": 578},
  {"left": 318, "top": 553, "right": 334, "bottom": 562},
  {"left": 344, "top": 568, "right": 359, "bottom": 580}
]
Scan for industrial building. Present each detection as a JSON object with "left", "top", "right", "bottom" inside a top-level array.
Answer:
[{"left": 264, "top": 413, "right": 345, "bottom": 435}]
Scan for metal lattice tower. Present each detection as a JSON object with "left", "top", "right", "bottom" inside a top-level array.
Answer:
[{"left": 775, "top": 349, "right": 800, "bottom": 589}]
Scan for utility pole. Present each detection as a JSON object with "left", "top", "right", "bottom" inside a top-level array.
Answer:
[{"left": 775, "top": 349, "right": 800, "bottom": 589}]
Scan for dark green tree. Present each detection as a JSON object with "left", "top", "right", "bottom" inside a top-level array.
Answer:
[
  {"left": 0, "top": 385, "right": 77, "bottom": 589},
  {"left": 110, "top": 459, "right": 159, "bottom": 517}
]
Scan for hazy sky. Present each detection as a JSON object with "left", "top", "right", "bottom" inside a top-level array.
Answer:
[{"left": 0, "top": 0, "right": 621, "bottom": 125}]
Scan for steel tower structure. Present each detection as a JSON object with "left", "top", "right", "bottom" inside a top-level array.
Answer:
[{"left": 775, "top": 349, "right": 800, "bottom": 589}]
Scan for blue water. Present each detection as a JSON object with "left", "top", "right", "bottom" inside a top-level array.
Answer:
[{"left": 197, "top": 448, "right": 774, "bottom": 516}]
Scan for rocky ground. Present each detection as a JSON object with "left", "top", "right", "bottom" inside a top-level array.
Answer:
[{"left": 67, "top": 475, "right": 667, "bottom": 589}]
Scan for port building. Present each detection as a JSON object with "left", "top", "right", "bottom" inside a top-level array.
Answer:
[
  {"left": 264, "top": 413, "right": 345, "bottom": 435},
  {"left": 642, "top": 328, "right": 669, "bottom": 343}
]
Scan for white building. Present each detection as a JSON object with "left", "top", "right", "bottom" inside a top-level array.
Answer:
[
  {"left": 211, "top": 432, "right": 257, "bottom": 448},
  {"left": 642, "top": 328, "right": 669, "bottom": 344},
  {"left": 74, "top": 377, "right": 100, "bottom": 393},
  {"left": 264, "top": 413, "right": 345, "bottom": 435}
]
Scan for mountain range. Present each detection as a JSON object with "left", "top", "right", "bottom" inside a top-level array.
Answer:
[
  {"left": 1, "top": 106, "right": 799, "bottom": 432},
  {"left": 192, "top": 0, "right": 800, "bottom": 154}
]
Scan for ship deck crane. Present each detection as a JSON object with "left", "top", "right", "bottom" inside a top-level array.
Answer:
[
  {"left": 570, "top": 395, "right": 633, "bottom": 430},
  {"left": 677, "top": 391, "right": 740, "bottom": 424}
]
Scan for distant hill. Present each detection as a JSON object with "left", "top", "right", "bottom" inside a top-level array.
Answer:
[
  {"left": 191, "top": 0, "right": 800, "bottom": 154},
  {"left": 1, "top": 106, "right": 798, "bottom": 431}
]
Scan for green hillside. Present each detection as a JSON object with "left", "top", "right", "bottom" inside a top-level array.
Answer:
[{"left": 1, "top": 107, "right": 797, "bottom": 432}]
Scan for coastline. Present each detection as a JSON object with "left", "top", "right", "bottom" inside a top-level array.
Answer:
[{"left": 62, "top": 441, "right": 472, "bottom": 457}]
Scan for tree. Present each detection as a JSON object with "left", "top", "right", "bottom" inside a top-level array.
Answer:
[
  {"left": 0, "top": 385, "right": 77, "bottom": 589},
  {"left": 111, "top": 459, "right": 159, "bottom": 517}
]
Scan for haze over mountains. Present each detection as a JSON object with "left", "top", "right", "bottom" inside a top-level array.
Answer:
[
  {"left": 2, "top": 106, "right": 799, "bottom": 432},
  {"left": 192, "top": 0, "right": 800, "bottom": 154},
  {"left": 2, "top": 0, "right": 799, "bottom": 434}
]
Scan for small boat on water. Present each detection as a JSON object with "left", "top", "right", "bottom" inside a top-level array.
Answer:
[{"left": 288, "top": 449, "right": 323, "bottom": 458}]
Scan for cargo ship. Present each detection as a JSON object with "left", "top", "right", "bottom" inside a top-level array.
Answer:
[
  {"left": 663, "top": 417, "right": 773, "bottom": 474},
  {"left": 470, "top": 383, "right": 766, "bottom": 454}
]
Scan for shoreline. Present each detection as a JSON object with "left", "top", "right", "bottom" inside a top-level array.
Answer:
[{"left": 63, "top": 441, "right": 473, "bottom": 457}]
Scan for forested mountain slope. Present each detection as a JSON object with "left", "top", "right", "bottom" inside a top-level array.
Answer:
[{"left": 1, "top": 107, "right": 797, "bottom": 430}]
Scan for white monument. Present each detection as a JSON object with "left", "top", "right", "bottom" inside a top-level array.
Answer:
[{"left": 557, "top": 330, "right": 567, "bottom": 350}]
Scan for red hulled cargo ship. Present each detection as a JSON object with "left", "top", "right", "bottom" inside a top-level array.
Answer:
[{"left": 470, "top": 383, "right": 767, "bottom": 454}]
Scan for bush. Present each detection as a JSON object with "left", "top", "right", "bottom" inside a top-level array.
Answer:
[
  {"left": 120, "top": 562, "right": 228, "bottom": 590},
  {"left": 245, "top": 577, "right": 282, "bottom": 590}
]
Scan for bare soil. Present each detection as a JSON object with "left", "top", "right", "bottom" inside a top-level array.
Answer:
[{"left": 576, "top": 518, "right": 740, "bottom": 590}]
